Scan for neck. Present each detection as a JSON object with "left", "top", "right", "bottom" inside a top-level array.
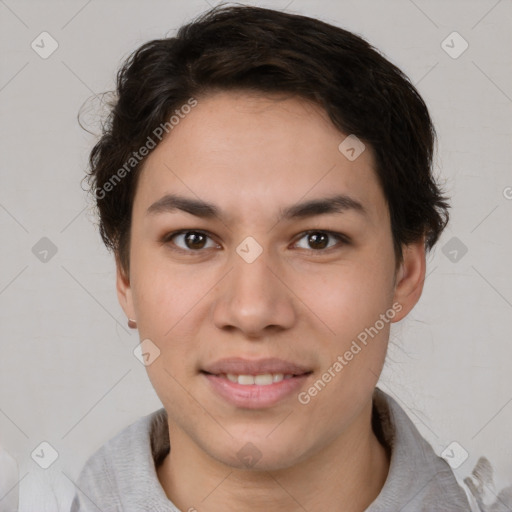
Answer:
[{"left": 157, "top": 398, "right": 390, "bottom": 512}]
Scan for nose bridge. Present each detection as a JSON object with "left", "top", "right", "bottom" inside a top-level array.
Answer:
[
  {"left": 212, "top": 238, "right": 295, "bottom": 335},
  {"left": 229, "top": 230, "right": 273, "bottom": 283},
  {"left": 230, "top": 240, "right": 276, "bottom": 309}
]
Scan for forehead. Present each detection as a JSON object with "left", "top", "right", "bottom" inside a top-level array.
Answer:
[{"left": 134, "top": 91, "right": 387, "bottom": 225}]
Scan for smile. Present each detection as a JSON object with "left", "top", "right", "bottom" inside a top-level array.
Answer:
[
  {"left": 202, "top": 371, "right": 312, "bottom": 409},
  {"left": 223, "top": 373, "right": 294, "bottom": 385}
]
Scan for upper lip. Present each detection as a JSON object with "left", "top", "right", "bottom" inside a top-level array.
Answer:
[{"left": 202, "top": 357, "right": 312, "bottom": 376}]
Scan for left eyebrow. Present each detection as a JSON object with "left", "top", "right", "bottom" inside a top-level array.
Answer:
[
  {"left": 146, "top": 193, "right": 368, "bottom": 222},
  {"left": 279, "top": 194, "right": 367, "bottom": 221}
]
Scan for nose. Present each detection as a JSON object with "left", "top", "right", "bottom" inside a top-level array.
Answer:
[{"left": 212, "top": 245, "right": 296, "bottom": 339}]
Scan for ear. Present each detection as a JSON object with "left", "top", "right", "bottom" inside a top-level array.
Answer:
[
  {"left": 391, "top": 238, "right": 426, "bottom": 323},
  {"left": 116, "top": 256, "right": 136, "bottom": 322}
]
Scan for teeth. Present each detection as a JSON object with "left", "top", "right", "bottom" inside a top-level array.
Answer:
[
  {"left": 225, "top": 373, "right": 291, "bottom": 385},
  {"left": 239, "top": 374, "right": 257, "bottom": 385},
  {"left": 254, "top": 374, "right": 273, "bottom": 385}
]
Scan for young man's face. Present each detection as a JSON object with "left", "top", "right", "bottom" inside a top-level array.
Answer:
[{"left": 118, "top": 91, "right": 424, "bottom": 470}]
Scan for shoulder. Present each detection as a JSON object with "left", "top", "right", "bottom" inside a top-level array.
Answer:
[
  {"left": 367, "top": 387, "right": 471, "bottom": 511},
  {"left": 70, "top": 408, "right": 169, "bottom": 512}
]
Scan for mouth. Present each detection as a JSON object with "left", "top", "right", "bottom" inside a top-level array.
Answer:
[
  {"left": 200, "top": 358, "right": 313, "bottom": 409},
  {"left": 201, "top": 372, "right": 301, "bottom": 385},
  {"left": 201, "top": 356, "right": 313, "bottom": 376}
]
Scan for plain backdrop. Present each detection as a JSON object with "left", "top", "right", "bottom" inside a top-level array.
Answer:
[{"left": 0, "top": 0, "right": 511, "bottom": 510}]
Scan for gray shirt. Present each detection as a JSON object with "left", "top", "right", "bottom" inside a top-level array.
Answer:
[{"left": 69, "top": 387, "right": 471, "bottom": 511}]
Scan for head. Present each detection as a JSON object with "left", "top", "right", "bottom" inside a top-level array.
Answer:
[{"left": 84, "top": 5, "right": 449, "bottom": 470}]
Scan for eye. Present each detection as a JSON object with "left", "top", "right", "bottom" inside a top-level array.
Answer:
[
  {"left": 162, "top": 229, "right": 349, "bottom": 255},
  {"left": 293, "top": 230, "right": 348, "bottom": 252},
  {"left": 163, "top": 230, "right": 220, "bottom": 253}
]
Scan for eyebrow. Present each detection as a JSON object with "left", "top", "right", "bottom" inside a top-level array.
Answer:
[{"left": 146, "top": 193, "right": 367, "bottom": 222}]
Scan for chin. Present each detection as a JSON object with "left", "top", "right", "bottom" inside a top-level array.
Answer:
[{"left": 205, "top": 432, "right": 310, "bottom": 472}]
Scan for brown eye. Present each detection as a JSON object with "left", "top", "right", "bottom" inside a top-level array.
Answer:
[
  {"left": 307, "top": 232, "right": 329, "bottom": 250},
  {"left": 165, "top": 230, "right": 218, "bottom": 252},
  {"left": 184, "top": 231, "right": 207, "bottom": 250},
  {"left": 294, "top": 231, "right": 347, "bottom": 252}
]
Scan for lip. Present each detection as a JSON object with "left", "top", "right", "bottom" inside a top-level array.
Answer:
[
  {"left": 201, "top": 357, "right": 312, "bottom": 376},
  {"left": 201, "top": 357, "right": 313, "bottom": 409},
  {"left": 202, "top": 372, "right": 312, "bottom": 409}
]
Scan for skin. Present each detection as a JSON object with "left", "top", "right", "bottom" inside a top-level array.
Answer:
[{"left": 116, "top": 90, "right": 426, "bottom": 511}]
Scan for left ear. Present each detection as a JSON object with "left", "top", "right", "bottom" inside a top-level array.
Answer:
[{"left": 391, "top": 238, "right": 426, "bottom": 323}]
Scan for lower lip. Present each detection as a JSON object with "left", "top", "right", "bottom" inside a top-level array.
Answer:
[{"left": 202, "top": 373, "right": 311, "bottom": 409}]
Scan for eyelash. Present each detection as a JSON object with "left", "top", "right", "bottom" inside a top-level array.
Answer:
[{"left": 161, "top": 229, "right": 350, "bottom": 255}]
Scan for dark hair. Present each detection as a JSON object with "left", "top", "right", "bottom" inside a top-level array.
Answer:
[{"left": 83, "top": 3, "right": 449, "bottom": 274}]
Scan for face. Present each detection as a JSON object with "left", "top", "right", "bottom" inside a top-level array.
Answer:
[{"left": 117, "top": 90, "right": 425, "bottom": 470}]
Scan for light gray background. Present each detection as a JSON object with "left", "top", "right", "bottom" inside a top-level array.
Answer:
[{"left": 0, "top": 0, "right": 511, "bottom": 510}]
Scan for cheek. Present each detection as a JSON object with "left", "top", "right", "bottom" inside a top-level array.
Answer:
[
  {"left": 304, "top": 259, "right": 395, "bottom": 340},
  {"left": 130, "top": 250, "right": 207, "bottom": 338},
  {"left": 297, "top": 270, "right": 392, "bottom": 423}
]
